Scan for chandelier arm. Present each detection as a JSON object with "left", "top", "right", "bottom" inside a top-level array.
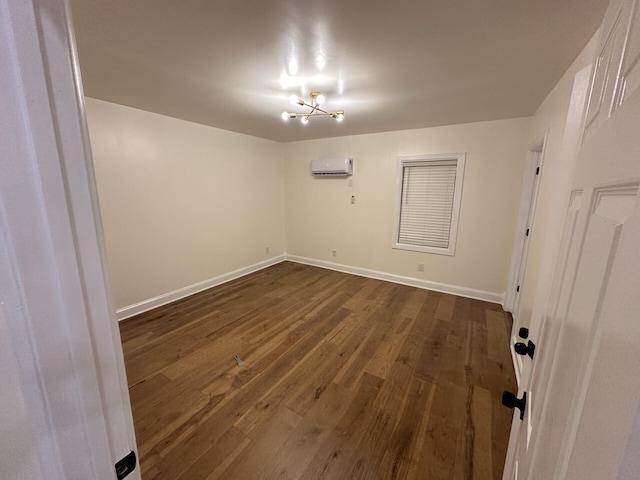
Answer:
[
  {"left": 302, "top": 112, "right": 336, "bottom": 117},
  {"left": 297, "top": 100, "right": 332, "bottom": 115},
  {"left": 283, "top": 92, "right": 344, "bottom": 122}
]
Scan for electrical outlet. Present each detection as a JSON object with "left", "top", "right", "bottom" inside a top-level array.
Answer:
[
  {"left": 332, "top": 249, "right": 337, "bottom": 257},
  {"left": 265, "top": 246, "right": 270, "bottom": 254},
  {"left": 418, "top": 263, "right": 424, "bottom": 272}
]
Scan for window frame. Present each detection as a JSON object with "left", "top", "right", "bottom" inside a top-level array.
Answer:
[{"left": 392, "top": 153, "right": 466, "bottom": 256}]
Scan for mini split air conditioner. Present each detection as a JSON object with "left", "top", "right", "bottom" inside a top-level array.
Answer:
[{"left": 311, "top": 158, "right": 354, "bottom": 177}]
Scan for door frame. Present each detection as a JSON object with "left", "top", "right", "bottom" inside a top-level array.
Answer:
[
  {"left": 505, "top": 134, "right": 547, "bottom": 317},
  {"left": 0, "top": 0, "right": 138, "bottom": 478},
  {"left": 504, "top": 134, "right": 547, "bottom": 385}
]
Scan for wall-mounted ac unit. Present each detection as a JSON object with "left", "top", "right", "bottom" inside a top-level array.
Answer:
[{"left": 311, "top": 158, "right": 354, "bottom": 177}]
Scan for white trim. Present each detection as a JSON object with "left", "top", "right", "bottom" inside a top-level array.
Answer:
[
  {"left": 285, "top": 255, "right": 504, "bottom": 305},
  {"left": 0, "top": 0, "right": 138, "bottom": 477},
  {"left": 504, "top": 133, "right": 548, "bottom": 314},
  {"left": 392, "top": 153, "right": 466, "bottom": 256},
  {"left": 117, "top": 253, "right": 504, "bottom": 322},
  {"left": 117, "top": 255, "right": 287, "bottom": 320},
  {"left": 511, "top": 335, "right": 524, "bottom": 388}
]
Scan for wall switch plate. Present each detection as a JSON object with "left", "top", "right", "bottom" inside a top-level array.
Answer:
[
  {"left": 418, "top": 263, "right": 424, "bottom": 272},
  {"left": 332, "top": 249, "right": 337, "bottom": 257},
  {"left": 265, "top": 246, "right": 270, "bottom": 254}
]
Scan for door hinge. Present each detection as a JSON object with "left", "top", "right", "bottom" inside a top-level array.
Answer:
[
  {"left": 536, "top": 166, "right": 540, "bottom": 175},
  {"left": 516, "top": 285, "right": 520, "bottom": 293},
  {"left": 115, "top": 451, "right": 137, "bottom": 480},
  {"left": 525, "top": 228, "right": 530, "bottom": 236}
]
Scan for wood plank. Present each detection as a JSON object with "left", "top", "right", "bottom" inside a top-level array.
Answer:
[
  {"left": 298, "top": 372, "right": 385, "bottom": 480},
  {"left": 414, "top": 319, "right": 449, "bottom": 383},
  {"left": 166, "top": 426, "right": 248, "bottom": 480},
  {"left": 150, "top": 354, "right": 300, "bottom": 463},
  {"left": 233, "top": 340, "right": 341, "bottom": 435},
  {"left": 470, "top": 386, "right": 494, "bottom": 480},
  {"left": 486, "top": 309, "right": 510, "bottom": 364},
  {"left": 119, "top": 262, "right": 516, "bottom": 480},
  {"left": 434, "top": 293, "right": 457, "bottom": 322},
  {"left": 334, "top": 284, "right": 415, "bottom": 388},
  {"left": 365, "top": 315, "right": 415, "bottom": 380},
  {"left": 125, "top": 333, "right": 210, "bottom": 386},
  {"left": 214, "top": 407, "right": 302, "bottom": 480},
  {"left": 258, "top": 381, "right": 354, "bottom": 480},
  {"left": 161, "top": 335, "right": 249, "bottom": 381},
  {"left": 416, "top": 382, "right": 468, "bottom": 479},
  {"left": 134, "top": 379, "right": 212, "bottom": 458},
  {"left": 373, "top": 293, "right": 438, "bottom": 418},
  {"left": 379, "top": 377, "right": 434, "bottom": 479}
]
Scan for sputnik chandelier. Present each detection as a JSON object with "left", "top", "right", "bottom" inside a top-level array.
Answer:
[{"left": 281, "top": 91, "right": 344, "bottom": 124}]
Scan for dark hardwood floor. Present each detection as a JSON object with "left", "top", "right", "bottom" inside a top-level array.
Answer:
[{"left": 119, "top": 261, "right": 516, "bottom": 480}]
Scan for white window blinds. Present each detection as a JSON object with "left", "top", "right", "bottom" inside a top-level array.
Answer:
[{"left": 398, "top": 160, "right": 458, "bottom": 249}]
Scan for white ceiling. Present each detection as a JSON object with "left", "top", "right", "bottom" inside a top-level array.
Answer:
[{"left": 71, "top": 0, "right": 608, "bottom": 143}]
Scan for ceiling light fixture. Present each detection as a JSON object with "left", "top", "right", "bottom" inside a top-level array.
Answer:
[{"left": 281, "top": 91, "right": 344, "bottom": 124}]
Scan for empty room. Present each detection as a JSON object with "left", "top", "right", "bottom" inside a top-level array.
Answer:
[{"left": 4, "top": 0, "right": 640, "bottom": 479}]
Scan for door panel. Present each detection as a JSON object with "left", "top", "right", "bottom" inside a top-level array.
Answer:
[
  {"left": 583, "top": 0, "right": 634, "bottom": 143},
  {"left": 505, "top": 0, "right": 640, "bottom": 478},
  {"left": 583, "top": 13, "right": 621, "bottom": 141},
  {"left": 502, "top": 190, "right": 587, "bottom": 480},
  {"left": 544, "top": 191, "right": 585, "bottom": 326},
  {"left": 515, "top": 190, "right": 590, "bottom": 479},
  {"left": 559, "top": 187, "right": 639, "bottom": 479},
  {"left": 616, "top": 0, "right": 640, "bottom": 106}
]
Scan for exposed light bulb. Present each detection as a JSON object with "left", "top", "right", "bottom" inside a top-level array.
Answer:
[
  {"left": 315, "top": 54, "right": 326, "bottom": 71},
  {"left": 288, "top": 58, "right": 298, "bottom": 76},
  {"left": 281, "top": 94, "right": 344, "bottom": 126}
]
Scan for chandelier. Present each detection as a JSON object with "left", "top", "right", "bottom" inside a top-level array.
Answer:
[{"left": 281, "top": 91, "right": 344, "bottom": 124}]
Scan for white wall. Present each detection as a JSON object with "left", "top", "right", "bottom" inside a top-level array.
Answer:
[
  {"left": 284, "top": 118, "right": 531, "bottom": 300},
  {"left": 87, "top": 37, "right": 596, "bottom": 313},
  {"left": 85, "top": 98, "right": 285, "bottom": 311},
  {"left": 514, "top": 34, "right": 598, "bottom": 328}
]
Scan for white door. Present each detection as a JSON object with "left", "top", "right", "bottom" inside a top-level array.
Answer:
[
  {"left": 502, "top": 60, "right": 595, "bottom": 480},
  {"left": 507, "top": 139, "right": 544, "bottom": 319},
  {"left": 504, "top": 0, "right": 640, "bottom": 478},
  {"left": 0, "top": 1, "right": 139, "bottom": 479}
]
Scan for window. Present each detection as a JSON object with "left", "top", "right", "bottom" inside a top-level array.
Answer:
[{"left": 393, "top": 153, "right": 465, "bottom": 256}]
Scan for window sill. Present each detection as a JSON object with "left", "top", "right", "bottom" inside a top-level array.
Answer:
[{"left": 392, "top": 243, "right": 456, "bottom": 256}]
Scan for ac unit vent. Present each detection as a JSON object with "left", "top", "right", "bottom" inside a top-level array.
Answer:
[{"left": 311, "top": 158, "right": 353, "bottom": 177}]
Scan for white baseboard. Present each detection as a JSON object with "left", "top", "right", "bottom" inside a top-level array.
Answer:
[
  {"left": 285, "top": 254, "right": 504, "bottom": 305},
  {"left": 117, "top": 253, "right": 505, "bottom": 321},
  {"left": 116, "top": 255, "right": 286, "bottom": 321}
]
